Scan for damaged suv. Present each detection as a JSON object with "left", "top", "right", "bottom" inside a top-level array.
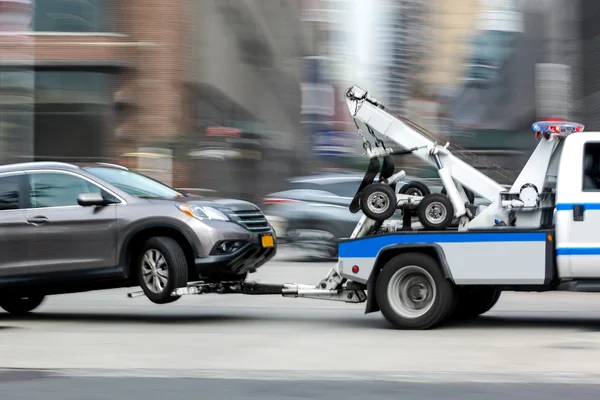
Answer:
[{"left": 0, "top": 162, "right": 276, "bottom": 314}]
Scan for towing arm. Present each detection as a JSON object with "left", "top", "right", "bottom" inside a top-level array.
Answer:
[{"left": 345, "top": 86, "right": 505, "bottom": 207}]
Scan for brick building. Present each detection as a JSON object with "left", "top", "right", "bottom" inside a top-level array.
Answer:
[{"left": 0, "top": 0, "right": 308, "bottom": 200}]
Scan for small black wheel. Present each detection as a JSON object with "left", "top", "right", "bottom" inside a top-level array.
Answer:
[
  {"left": 441, "top": 187, "right": 475, "bottom": 204},
  {"left": 399, "top": 181, "right": 431, "bottom": 197},
  {"left": 451, "top": 286, "right": 501, "bottom": 320},
  {"left": 417, "top": 193, "right": 455, "bottom": 230},
  {"left": 375, "top": 252, "right": 457, "bottom": 330},
  {"left": 0, "top": 295, "right": 45, "bottom": 315},
  {"left": 359, "top": 182, "right": 397, "bottom": 221},
  {"left": 138, "top": 236, "right": 189, "bottom": 304}
]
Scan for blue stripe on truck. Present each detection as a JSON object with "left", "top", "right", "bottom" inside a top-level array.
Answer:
[
  {"left": 556, "top": 203, "right": 600, "bottom": 211},
  {"left": 338, "top": 231, "right": 547, "bottom": 258},
  {"left": 556, "top": 247, "right": 600, "bottom": 256}
]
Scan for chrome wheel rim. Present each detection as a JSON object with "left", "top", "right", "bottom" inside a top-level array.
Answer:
[
  {"left": 425, "top": 201, "right": 447, "bottom": 224},
  {"left": 367, "top": 191, "right": 390, "bottom": 214},
  {"left": 387, "top": 266, "right": 436, "bottom": 319},
  {"left": 141, "top": 249, "right": 169, "bottom": 293}
]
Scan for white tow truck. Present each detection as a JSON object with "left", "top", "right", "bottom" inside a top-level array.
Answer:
[{"left": 130, "top": 84, "right": 600, "bottom": 330}]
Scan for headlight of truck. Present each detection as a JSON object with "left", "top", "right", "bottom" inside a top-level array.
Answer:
[{"left": 176, "top": 204, "right": 229, "bottom": 221}]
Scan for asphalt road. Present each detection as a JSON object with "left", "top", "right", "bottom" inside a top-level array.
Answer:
[
  {"left": 1, "top": 373, "right": 600, "bottom": 400},
  {"left": 4, "top": 248, "right": 600, "bottom": 398}
]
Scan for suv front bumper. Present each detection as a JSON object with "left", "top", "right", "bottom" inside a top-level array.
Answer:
[{"left": 194, "top": 230, "right": 277, "bottom": 279}]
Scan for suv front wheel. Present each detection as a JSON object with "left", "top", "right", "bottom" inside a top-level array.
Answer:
[{"left": 138, "top": 236, "right": 189, "bottom": 304}]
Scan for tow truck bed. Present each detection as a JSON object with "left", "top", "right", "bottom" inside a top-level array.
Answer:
[{"left": 338, "top": 229, "right": 554, "bottom": 286}]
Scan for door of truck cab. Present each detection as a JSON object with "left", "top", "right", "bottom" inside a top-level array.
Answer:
[{"left": 555, "top": 134, "right": 600, "bottom": 279}]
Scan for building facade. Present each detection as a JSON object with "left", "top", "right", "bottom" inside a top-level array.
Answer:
[
  {"left": 0, "top": 0, "right": 309, "bottom": 202},
  {"left": 375, "top": 0, "right": 431, "bottom": 116}
]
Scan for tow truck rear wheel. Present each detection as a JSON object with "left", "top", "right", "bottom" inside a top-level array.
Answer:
[
  {"left": 417, "top": 193, "right": 455, "bottom": 230},
  {"left": 451, "top": 286, "right": 501, "bottom": 320},
  {"left": 375, "top": 253, "right": 456, "bottom": 330},
  {"left": 359, "top": 182, "right": 397, "bottom": 221}
]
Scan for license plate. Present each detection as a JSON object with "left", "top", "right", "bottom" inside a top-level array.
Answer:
[{"left": 261, "top": 234, "right": 274, "bottom": 248}]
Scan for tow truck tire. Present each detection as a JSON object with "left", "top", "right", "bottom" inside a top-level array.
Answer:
[
  {"left": 417, "top": 193, "right": 455, "bottom": 230},
  {"left": 137, "top": 236, "right": 189, "bottom": 304},
  {"left": 359, "top": 183, "right": 397, "bottom": 221},
  {"left": 398, "top": 181, "right": 431, "bottom": 197},
  {"left": 0, "top": 295, "right": 45, "bottom": 315},
  {"left": 375, "top": 253, "right": 456, "bottom": 330},
  {"left": 451, "top": 286, "right": 501, "bottom": 320}
]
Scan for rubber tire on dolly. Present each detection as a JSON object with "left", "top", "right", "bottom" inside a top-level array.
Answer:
[
  {"left": 0, "top": 295, "right": 45, "bottom": 315},
  {"left": 375, "top": 252, "right": 457, "bottom": 330},
  {"left": 398, "top": 181, "right": 431, "bottom": 197},
  {"left": 417, "top": 193, "right": 455, "bottom": 230},
  {"left": 359, "top": 182, "right": 397, "bottom": 221},
  {"left": 451, "top": 286, "right": 501, "bottom": 320},
  {"left": 138, "top": 236, "right": 189, "bottom": 304}
]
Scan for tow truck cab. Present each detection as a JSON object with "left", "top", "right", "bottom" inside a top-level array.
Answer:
[{"left": 555, "top": 131, "right": 600, "bottom": 280}]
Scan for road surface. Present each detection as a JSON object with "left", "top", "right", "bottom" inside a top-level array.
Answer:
[{"left": 3, "top": 249, "right": 600, "bottom": 398}]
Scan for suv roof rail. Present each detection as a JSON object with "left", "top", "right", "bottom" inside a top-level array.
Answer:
[
  {"left": 94, "top": 162, "right": 129, "bottom": 170},
  {"left": 0, "top": 161, "right": 80, "bottom": 171}
]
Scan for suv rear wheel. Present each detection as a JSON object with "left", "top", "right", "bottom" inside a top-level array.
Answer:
[
  {"left": 138, "top": 236, "right": 189, "bottom": 304},
  {"left": 0, "top": 295, "right": 45, "bottom": 315}
]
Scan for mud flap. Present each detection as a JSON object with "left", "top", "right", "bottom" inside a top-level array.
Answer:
[{"left": 349, "top": 157, "right": 381, "bottom": 213}]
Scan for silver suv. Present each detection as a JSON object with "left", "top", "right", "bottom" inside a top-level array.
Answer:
[{"left": 0, "top": 162, "right": 276, "bottom": 315}]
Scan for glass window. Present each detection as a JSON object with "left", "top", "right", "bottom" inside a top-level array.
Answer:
[
  {"left": 0, "top": 175, "right": 21, "bottom": 211},
  {"left": 583, "top": 142, "right": 600, "bottom": 191},
  {"left": 29, "top": 172, "right": 102, "bottom": 208},
  {"left": 84, "top": 167, "right": 184, "bottom": 199},
  {"left": 33, "top": 0, "right": 113, "bottom": 33}
]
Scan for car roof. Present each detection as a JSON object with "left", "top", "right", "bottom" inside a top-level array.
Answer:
[{"left": 0, "top": 161, "right": 128, "bottom": 174}]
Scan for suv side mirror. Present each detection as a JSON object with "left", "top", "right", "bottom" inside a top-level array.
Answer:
[{"left": 77, "top": 192, "right": 112, "bottom": 207}]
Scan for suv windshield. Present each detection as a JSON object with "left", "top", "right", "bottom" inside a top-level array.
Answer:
[{"left": 84, "top": 167, "right": 184, "bottom": 199}]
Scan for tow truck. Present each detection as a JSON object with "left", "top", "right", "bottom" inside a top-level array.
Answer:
[{"left": 130, "top": 84, "right": 600, "bottom": 330}]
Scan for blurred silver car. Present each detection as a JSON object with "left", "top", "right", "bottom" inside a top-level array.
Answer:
[
  {"left": 0, "top": 161, "right": 276, "bottom": 315},
  {"left": 262, "top": 173, "right": 444, "bottom": 259}
]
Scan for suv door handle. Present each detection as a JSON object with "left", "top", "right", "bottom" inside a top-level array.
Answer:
[
  {"left": 27, "top": 216, "right": 49, "bottom": 225},
  {"left": 573, "top": 205, "right": 584, "bottom": 221}
]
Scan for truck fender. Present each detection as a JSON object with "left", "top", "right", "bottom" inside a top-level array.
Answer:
[{"left": 364, "top": 243, "right": 454, "bottom": 314}]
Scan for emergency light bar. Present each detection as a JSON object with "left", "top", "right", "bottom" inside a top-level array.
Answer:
[{"left": 532, "top": 121, "right": 584, "bottom": 140}]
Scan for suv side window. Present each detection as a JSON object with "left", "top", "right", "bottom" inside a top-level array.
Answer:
[
  {"left": 29, "top": 172, "right": 102, "bottom": 208},
  {"left": 0, "top": 174, "right": 22, "bottom": 211},
  {"left": 582, "top": 142, "right": 600, "bottom": 191}
]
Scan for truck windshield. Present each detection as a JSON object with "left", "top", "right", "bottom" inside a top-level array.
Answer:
[{"left": 84, "top": 167, "right": 184, "bottom": 199}]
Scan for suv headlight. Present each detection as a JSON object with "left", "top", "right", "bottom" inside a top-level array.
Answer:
[{"left": 177, "top": 204, "right": 229, "bottom": 221}]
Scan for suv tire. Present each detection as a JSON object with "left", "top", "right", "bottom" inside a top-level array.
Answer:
[
  {"left": 138, "top": 236, "right": 189, "bottom": 304},
  {"left": 0, "top": 295, "right": 45, "bottom": 315}
]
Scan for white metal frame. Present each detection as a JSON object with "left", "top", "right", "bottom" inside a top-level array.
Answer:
[{"left": 344, "top": 85, "right": 566, "bottom": 230}]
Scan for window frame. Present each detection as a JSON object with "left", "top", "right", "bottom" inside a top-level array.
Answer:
[
  {"left": 24, "top": 169, "right": 126, "bottom": 210},
  {"left": 0, "top": 172, "right": 28, "bottom": 212}
]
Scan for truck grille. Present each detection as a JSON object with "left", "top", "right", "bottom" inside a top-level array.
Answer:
[{"left": 229, "top": 210, "right": 271, "bottom": 232}]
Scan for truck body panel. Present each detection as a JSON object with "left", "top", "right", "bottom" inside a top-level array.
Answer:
[
  {"left": 555, "top": 133, "right": 600, "bottom": 279},
  {"left": 339, "top": 230, "right": 552, "bottom": 285}
]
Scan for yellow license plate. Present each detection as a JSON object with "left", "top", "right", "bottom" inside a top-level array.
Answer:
[{"left": 261, "top": 234, "right": 274, "bottom": 248}]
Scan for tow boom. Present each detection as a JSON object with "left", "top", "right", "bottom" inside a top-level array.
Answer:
[{"left": 345, "top": 85, "right": 505, "bottom": 205}]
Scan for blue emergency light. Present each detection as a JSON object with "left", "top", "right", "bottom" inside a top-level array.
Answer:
[{"left": 532, "top": 121, "right": 584, "bottom": 139}]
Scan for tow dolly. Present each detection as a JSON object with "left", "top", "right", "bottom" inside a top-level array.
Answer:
[{"left": 129, "top": 84, "right": 600, "bottom": 330}]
